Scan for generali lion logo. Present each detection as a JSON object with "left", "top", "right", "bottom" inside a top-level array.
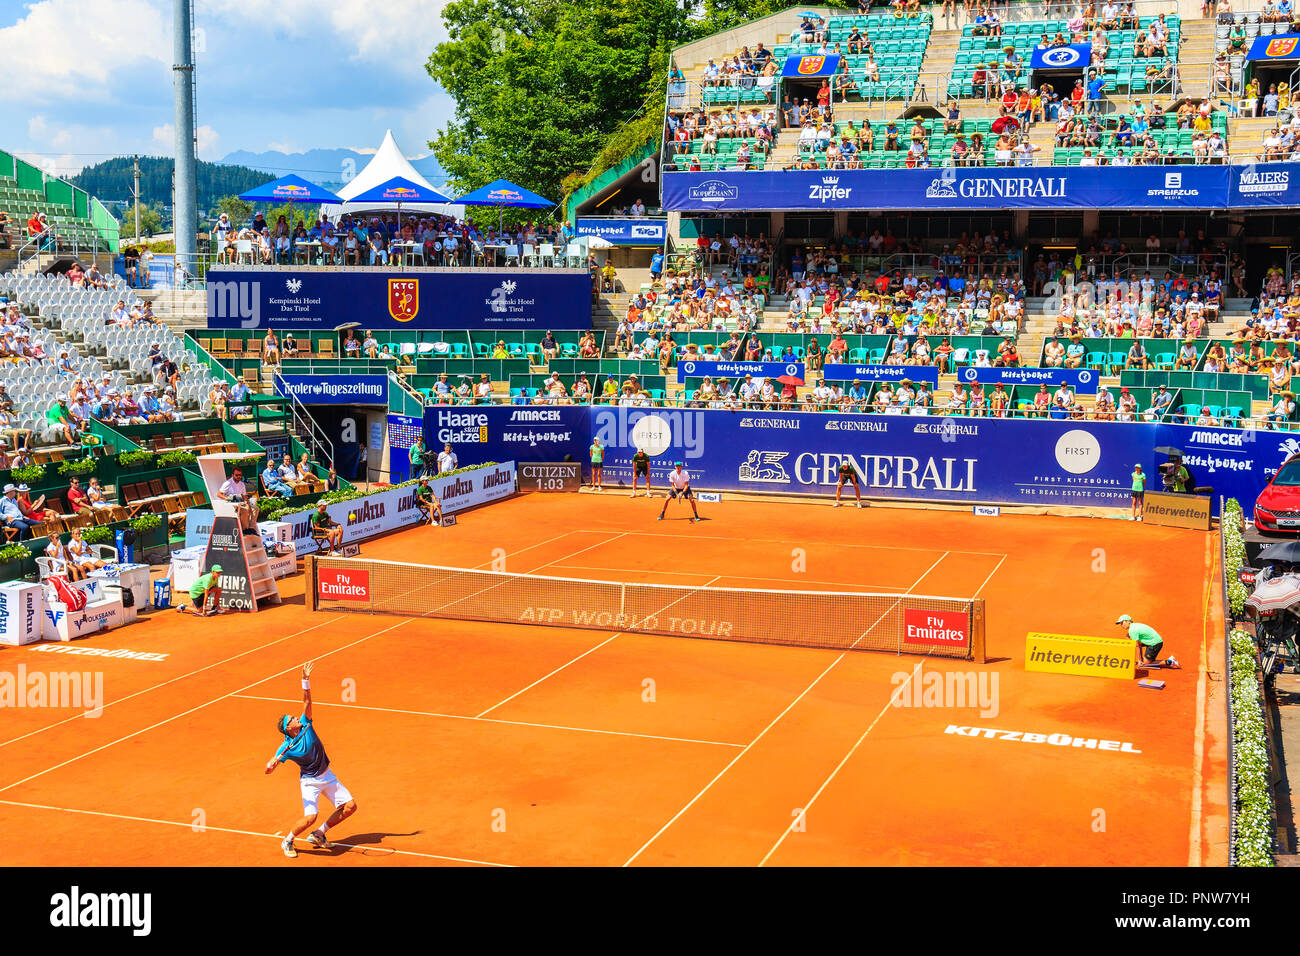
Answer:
[
  {"left": 388, "top": 278, "right": 419, "bottom": 322},
  {"left": 1265, "top": 37, "right": 1298, "bottom": 57}
]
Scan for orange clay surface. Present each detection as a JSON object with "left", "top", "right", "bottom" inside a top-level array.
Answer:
[{"left": 0, "top": 492, "right": 1228, "bottom": 866}]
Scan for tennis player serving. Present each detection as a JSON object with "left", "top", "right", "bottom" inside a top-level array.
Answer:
[
  {"left": 265, "top": 662, "right": 358, "bottom": 858},
  {"left": 658, "top": 461, "right": 700, "bottom": 523}
]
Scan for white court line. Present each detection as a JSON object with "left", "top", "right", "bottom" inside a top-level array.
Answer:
[
  {"left": 0, "top": 616, "right": 344, "bottom": 751},
  {"left": 0, "top": 530, "right": 580, "bottom": 751},
  {"left": 235, "top": 694, "right": 744, "bottom": 749},
  {"left": 476, "top": 635, "right": 622, "bottom": 718},
  {"left": 971, "top": 553, "right": 1009, "bottom": 598},
  {"left": 471, "top": 528, "right": 576, "bottom": 569},
  {"left": 0, "top": 615, "right": 422, "bottom": 795},
  {"left": 548, "top": 564, "right": 907, "bottom": 591},
  {"left": 525, "top": 530, "right": 629, "bottom": 574},
  {"left": 611, "top": 529, "right": 1007, "bottom": 558},
  {"left": 0, "top": 798, "right": 512, "bottom": 867},
  {"left": 622, "top": 551, "right": 949, "bottom": 866},
  {"left": 0, "top": 532, "right": 652, "bottom": 795},
  {"left": 757, "top": 660, "right": 924, "bottom": 866},
  {"left": 476, "top": 572, "right": 723, "bottom": 718}
]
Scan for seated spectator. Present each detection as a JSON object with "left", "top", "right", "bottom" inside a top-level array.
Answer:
[{"left": 0, "top": 483, "right": 35, "bottom": 540}]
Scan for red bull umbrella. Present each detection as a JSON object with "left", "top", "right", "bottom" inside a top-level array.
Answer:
[
  {"left": 454, "top": 178, "right": 554, "bottom": 232},
  {"left": 238, "top": 173, "right": 342, "bottom": 236},
  {"left": 347, "top": 176, "right": 454, "bottom": 248}
]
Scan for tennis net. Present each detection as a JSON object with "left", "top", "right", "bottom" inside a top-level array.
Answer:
[{"left": 309, "top": 556, "right": 985, "bottom": 660}]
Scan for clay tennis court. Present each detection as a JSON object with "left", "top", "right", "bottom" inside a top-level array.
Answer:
[{"left": 0, "top": 493, "right": 1228, "bottom": 866}]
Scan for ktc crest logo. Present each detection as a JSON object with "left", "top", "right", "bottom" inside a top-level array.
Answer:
[
  {"left": 388, "top": 279, "right": 419, "bottom": 322},
  {"left": 797, "top": 55, "right": 826, "bottom": 75},
  {"left": 1265, "top": 37, "right": 1298, "bottom": 57}
]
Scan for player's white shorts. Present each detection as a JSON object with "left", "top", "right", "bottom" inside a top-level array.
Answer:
[{"left": 299, "top": 769, "right": 353, "bottom": 815}]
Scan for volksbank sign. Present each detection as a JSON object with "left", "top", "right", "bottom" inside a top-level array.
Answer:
[{"left": 663, "top": 165, "right": 1234, "bottom": 211}]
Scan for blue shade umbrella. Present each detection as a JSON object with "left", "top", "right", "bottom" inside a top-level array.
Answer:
[
  {"left": 346, "top": 176, "right": 454, "bottom": 240},
  {"left": 238, "top": 173, "right": 342, "bottom": 205},
  {"left": 238, "top": 174, "right": 341, "bottom": 236},
  {"left": 454, "top": 179, "right": 554, "bottom": 234}
]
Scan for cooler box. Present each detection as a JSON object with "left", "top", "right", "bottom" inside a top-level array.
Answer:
[
  {"left": 91, "top": 563, "right": 150, "bottom": 610},
  {"left": 258, "top": 521, "right": 293, "bottom": 553},
  {"left": 267, "top": 551, "right": 296, "bottom": 579},
  {"left": 153, "top": 578, "right": 172, "bottom": 609},
  {"left": 0, "top": 582, "right": 43, "bottom": 645},
  {"left": 170, "top": 546, "right": 206, "bottom": 593},
  {"left": 84, "top": 594, "right": 128, "bottom": 630},
  {"left": 42, "top": 601, "right": 97, "bottom": 641},
  {"left": 101, "top": 585, "right": 139, "bottom": 625}
]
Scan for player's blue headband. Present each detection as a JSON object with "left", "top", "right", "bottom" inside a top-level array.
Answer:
[{"left": 278, "top": 714, "right": 293, "bottom": 735}]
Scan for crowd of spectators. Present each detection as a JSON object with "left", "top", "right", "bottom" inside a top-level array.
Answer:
[
  {"left": 666, "top": 104, "right": 780, "bottom": 171},
  {"left": 211, "top": 209, "right": 571, "bottom": 268},
  {"left": 48, "top": 374, "right": 185, "bottom": 445},
  {"left": 1, "top": 300, "right": 48, "bottom": 365}
]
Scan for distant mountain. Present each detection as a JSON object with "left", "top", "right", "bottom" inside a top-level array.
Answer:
[
  {"left": 70, "top": 156, "right": 274, "bottom": 216},
  {"left": 216, "top": 147, "right": 446, "bottom": 190}
]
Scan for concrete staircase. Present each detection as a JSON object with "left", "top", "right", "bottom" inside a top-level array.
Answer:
[{"left": 1176, "top": 18, "right": 1218, "bottom": 101}]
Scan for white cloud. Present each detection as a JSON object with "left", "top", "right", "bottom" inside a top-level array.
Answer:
[
  {"left": 152, "top": 123, "right": 222, "bottom": 160},
  {"left": 199, "top": 0, "right": 448, "bottom": 72},
  {"left": 0, "top": 0, "right": 170, "bottom": 101}
]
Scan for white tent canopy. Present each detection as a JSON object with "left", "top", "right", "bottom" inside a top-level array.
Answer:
[{"left": 330, "top": 129, "right": 463, "bottom": 220}]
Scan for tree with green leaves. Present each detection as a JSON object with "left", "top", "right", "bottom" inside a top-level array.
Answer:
[
  {"left": 426, "top": 0, "right": 693, "bottom": 202},
  {"left": 426, "top": 1, "right": 854, "bottom": 203},
  {"left": 217, "top": 196, "right": 254, "bottom": 226}
]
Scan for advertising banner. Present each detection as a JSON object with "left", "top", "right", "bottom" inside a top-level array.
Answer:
[
  {"left": 1029, "top": 44, "right": 1091, "bottom": 70},
  {"left": 275, "top": 462, "right": 516, "bottom": 557},
  {"left": 201, "top": 517, "right": 255, "bottom": 612},
  {"left": 574, "top": 218, "right": 667, "bottom": 245},
  {"left": 1228, "top": 163, "right": 1300, "bottom": 208},
  {"left": 1247, "top": 32, "right": 1300, "bottom": 60},
  {"left": 662, "top": 165, "right": 1231, "bottom": 212},
  {"left": 781, "top": 53, "right": 841, "bottom": 77},
  {"left": 818, "top": 364, "right": 941, "bottom": 385},
  {"left": 425, "top": 405, "right": 591, "bottom": 473},
  {"left": 677, "top": 360, "right": 804, "bottom": 382},
  {"left": 955, "top": 366, "right": 1100, "bottom": 394},
  {"left": 440, "top": 405, "right": 1287, "bottom": 516},
  {"left": 206, "top": 269, "right": 592, "bottom": 330},
  {"left": 276, "top": 375, "right": 389, "bottom": 405}
]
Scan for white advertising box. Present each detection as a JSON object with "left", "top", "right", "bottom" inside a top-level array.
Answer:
[
  {"left": 82, "top": 596, "right": 127, "bottom": 632},
  {"left": 100, "top": 585, "right": 139, "bottom": 624},
  {"left": 42, "top": 601, "right": 96, "bottom": 641},
  {"left": 169, "top": 546, "right": 206, "bottom": 593},
  {"left": 90, "top": 563, "right": 151, "bottom": 610},
  {"left": 0, "top": 582, "right": 43, "bottom": 645}
]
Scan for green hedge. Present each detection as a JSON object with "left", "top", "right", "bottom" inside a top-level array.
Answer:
[
  {"left": 1231, "top": 629, "right": 1275, "bottom": 866},
  {"left": 1224, "top": 499, "right": 1247, "bottom": 617}
]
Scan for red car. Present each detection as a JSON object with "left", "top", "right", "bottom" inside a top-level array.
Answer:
[{"left": 1255, "top": 454, "right": 1300, "bottom": 534}]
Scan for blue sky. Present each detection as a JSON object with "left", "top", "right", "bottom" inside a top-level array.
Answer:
[{"left": 0, "top": 0, "right": 455, "bottom": 178}]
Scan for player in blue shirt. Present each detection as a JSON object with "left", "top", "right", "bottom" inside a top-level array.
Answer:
[{"left": 265, "top": 662, "right": 358, "bottom": 857}]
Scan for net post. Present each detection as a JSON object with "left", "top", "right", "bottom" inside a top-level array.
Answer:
[
  {"left": 306, "top": 554, "right": 318, "bottom": 611},
  {"left": 969, "top": 599, "right": 986, "bottom": 663}
]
